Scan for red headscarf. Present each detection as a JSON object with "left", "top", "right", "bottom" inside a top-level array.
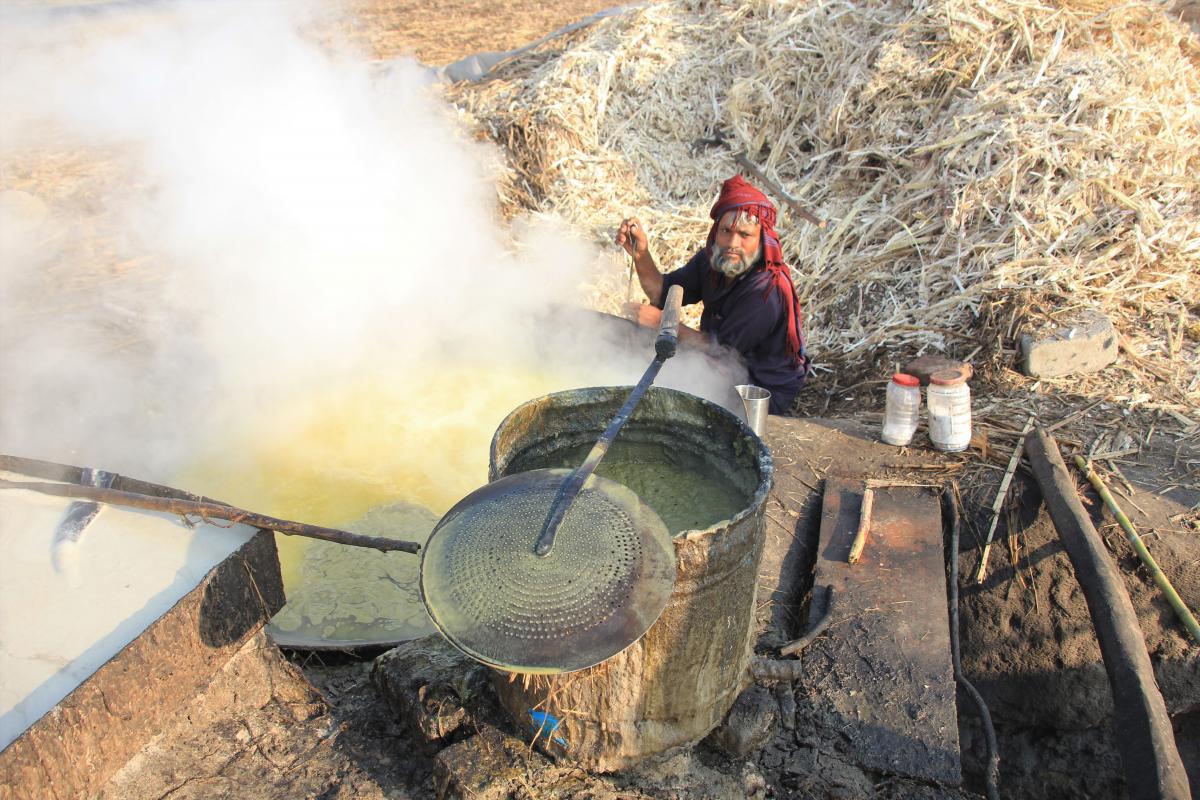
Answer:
[{"left": 706, "top": 175, "right": 807, "bottom": 371}]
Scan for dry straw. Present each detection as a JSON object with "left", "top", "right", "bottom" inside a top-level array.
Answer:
[{"left": 448, "top": 0, "right": 1200, "bottom": 434}]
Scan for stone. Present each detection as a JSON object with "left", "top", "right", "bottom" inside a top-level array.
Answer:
[
  {"left": 818, "top": 754, "right": 876, "bottom": 797},
  {"left": 704, "top": 685, "right": 779, "bottom": 758},
  {"left": 371, "top": 636, "right": 489, "bottom": 743},
  {"left": 901, "top": 355, "right": 973, "bottom": 386},
  {"left": 759, "top": 746, "right": 785, "bottom": 770},
  {"left": 1019, "top": 310, "right": 1118, "bottom": 378},
  {"left": 784, "top": 745, "right": 817, "bottom": 776},
  {"left": 96, "top": 632, "right": 358, "bottom": 800},
  {"left": 433, "top": 724, "right": 549, "bottom": 800}
]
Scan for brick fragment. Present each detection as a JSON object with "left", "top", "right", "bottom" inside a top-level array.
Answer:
[
  {"left": 704, "top": 685, "right": 779, "bottom": 758},
  {"left": 1020, "top": 310, "right": 1117, "bottom": 378},
  {"left": 433, "top": 724, "right": 549, "bottom": 800}
]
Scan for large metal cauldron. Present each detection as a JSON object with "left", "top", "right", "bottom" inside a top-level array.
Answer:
[{"left": 488, "top": 386, "right": 773, "bottom": 771}]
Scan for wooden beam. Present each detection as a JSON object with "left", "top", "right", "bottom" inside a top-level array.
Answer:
[{"left": 1024, "top": 429, "right": 1190, "bottom": 800}]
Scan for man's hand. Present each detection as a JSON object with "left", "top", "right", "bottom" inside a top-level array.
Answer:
[
  {"left": 623, "top": 302, "right": 662, "bottom": 328},
  {"left": 616, "top": 215, "right": 663, "bottom": 304},
  {"left": 623, "top": 301, "right": 709, "bottom": 349},
  {"left": 615, "top": 217, "right": 649, "bottom": 260}
]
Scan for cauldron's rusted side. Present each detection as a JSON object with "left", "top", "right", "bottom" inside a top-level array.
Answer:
[{"left": 488, "top": 387, "right": 773, "bottom": 771}]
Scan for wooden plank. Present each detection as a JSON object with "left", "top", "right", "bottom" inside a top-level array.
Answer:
[
  {"left": 1026, "top": 431, "right": 1190, "bottom": 800},
  {"left": 802, "top": 477, "right": 961, "bottom": 785}
]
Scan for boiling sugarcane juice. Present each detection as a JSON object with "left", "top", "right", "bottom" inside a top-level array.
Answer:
[
  {"left": 557, "top": 440, "right": 749, "bottom": 535},
  {"left": 182, "top": 365, "right": 580, "bottom": 646},
  {"left": 184, "top": 367, "right": 746, "bottom": 646}
]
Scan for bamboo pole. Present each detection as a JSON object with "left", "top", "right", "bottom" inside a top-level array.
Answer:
[
  {"left": 0, "top": 478, "right": 423, "bottom": 554},
  {"left": 1072, "top": 456, "right": 1200, "bottom": 644}
]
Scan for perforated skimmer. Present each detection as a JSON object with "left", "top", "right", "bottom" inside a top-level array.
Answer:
[
  {"left": 420, "top": 468, "right": 674, "bottom": 673},
  {"left": 420, "top": 286, "right": 686, "bottom": 674}
]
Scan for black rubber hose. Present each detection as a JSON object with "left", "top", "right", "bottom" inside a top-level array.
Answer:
[{"left": 944, "top": 481, "right": 1000, "bottom": 800}]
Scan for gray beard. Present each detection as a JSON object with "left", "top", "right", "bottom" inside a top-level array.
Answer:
[{"left": 711, "top": 244, "right": 761, "bottom": 277}]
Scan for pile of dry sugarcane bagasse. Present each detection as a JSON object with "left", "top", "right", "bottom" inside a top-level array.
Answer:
[{"left": 447, "top": 0, "right": 1200, "bottom": 508}]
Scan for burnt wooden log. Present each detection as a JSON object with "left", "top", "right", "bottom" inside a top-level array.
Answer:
[
  {"left": 1024, "top": 428, "right": 1191, "bottom": 800},
  {"left": 0, "top": 478, "right": 421, "bottom": 554}
]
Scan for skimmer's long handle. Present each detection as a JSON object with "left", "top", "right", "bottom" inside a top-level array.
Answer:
[
  {"left": 655, "top": 283, "right": 684, "bottom": 359},
  {"left": 534, "top": 285, "right": 685, "bottom": 557}
]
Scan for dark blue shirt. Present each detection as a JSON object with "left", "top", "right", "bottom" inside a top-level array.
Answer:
[{"left": 658, "top": 250, "right": 808, "bottom": 413}]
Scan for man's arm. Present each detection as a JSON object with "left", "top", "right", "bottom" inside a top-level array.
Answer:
[
  {"left": 625, "top": 304, "right": 712, "bottom": 349},
  {"left": 615, "top": 216, "right": 663, "bottom": 304}
]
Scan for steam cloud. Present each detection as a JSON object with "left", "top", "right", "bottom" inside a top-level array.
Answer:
[{"left": 0, "top": 1, "right": 742, "bottom": 490}]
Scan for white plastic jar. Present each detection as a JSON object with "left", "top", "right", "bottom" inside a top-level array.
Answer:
[
  {"left": 927, "top": 368, "right": 972, "bottom": 452},
  {"left": 881, "top": 372, "right": 921, "bottom": 446}
]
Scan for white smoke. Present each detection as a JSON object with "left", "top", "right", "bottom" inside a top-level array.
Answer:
[{"left": 0, "top": 1, "right": 745, "bottom": 493}]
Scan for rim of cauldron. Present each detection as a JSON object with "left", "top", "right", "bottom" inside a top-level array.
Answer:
[{"left": 488, "top": 385, "right": 774, "bottom": 543}]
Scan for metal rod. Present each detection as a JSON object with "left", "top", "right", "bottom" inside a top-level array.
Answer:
[
  {"left": 533, "top": 355, "right": 666, "bottom": 557},
  {"left": 533, "top": 285, "right": 684, "bottom": 557}
]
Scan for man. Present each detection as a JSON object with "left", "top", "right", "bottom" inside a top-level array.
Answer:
[{"left": 616, "top": 175, "right": 811, "bottom": 414}]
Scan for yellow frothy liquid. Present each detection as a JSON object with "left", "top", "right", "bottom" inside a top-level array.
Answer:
[
  {"left": 557, "top": 441, "right": 749, "bottom": 535},
  {"left": 182, "top": 363, "right": 578, "bottom": 646}
]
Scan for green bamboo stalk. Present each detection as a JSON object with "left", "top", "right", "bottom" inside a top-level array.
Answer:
[
  {"left": 974, "top": 414, "right": 1035, "bottom": 584},
  {"left": 1073, "top": 455, "right": 1200, "bottom": 644}
]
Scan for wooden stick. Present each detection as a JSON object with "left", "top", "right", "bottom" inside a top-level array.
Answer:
[
  {"left": 847, "top": 487, "right": 874, "bottom": 564},
  {"left": 1045, "top": 399, "right": 1104, "bottom": 433},
  {"left": 1025, "top": 430, "right": 1190, "bottom": 800},
  {"left": 0, "top": 478, "right": 422, "bottom": 554},
  {"left": 974, "top": 414, "right": 1035, "bottom": 583},
  {"left": 1073, "top": 456, "right": 1200, "bottom": 643},
  {"left": 865, "top": 479, "right": 941, "bottom": 489},
  {"left": 733, "top": 152, "right": 827, "bottom": 228},
  {"left": 780, "top": 585, "right": 836, "bottom": 656}
]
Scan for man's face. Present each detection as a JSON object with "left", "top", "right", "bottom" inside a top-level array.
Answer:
[{"left": 711, "top": 210, "right": 761, "bottom": 277}]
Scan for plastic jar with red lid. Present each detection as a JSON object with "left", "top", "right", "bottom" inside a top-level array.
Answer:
[
  {"left": 881, "top": 372, "right": 921, "bottom": 446},
  {"left": 927, "top": 368, "right": 971, "bottom": 452}
]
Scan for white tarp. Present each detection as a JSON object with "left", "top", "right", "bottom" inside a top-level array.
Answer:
[{"left": 0, "top": 472, "right": 255, "bottom": 750}]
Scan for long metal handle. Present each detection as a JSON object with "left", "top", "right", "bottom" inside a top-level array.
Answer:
[{"left": 534, "top": 285, "right": 685, "bottom": 557}]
